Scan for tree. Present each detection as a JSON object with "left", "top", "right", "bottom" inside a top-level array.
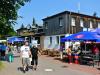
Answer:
[
  {"left": 32, "top": 17, "right": 38, "bottom": 28},
  {"left": 32, "top": 17, "right": 36, "bottom": 28},
  {"left": 93, "top": 12, "right": 97, "bottom": 17},
  {"left": 21, "top": 23, "right": 25, "bottom": 29},
  {"left": 0, "top": 0, "right": 31, "bottom": 38},
  {"left": 32, "top": 17, "right": 36, "bottom": 26}
]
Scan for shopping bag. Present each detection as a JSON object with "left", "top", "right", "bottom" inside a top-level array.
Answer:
[{"left": 29, "top": 57, "right": 32, "bottom": 62}]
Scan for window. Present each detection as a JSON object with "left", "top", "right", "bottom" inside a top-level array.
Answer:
[
  {"left": 90, "top": 21, "right": 93, "bottom": 28},
  {"left": 44, "top": 22, "right": 48, "bottom": 29},
  {"left": 83, "top": 27, "right": 88, "bottom": 31},
  {"left": 80, "top": 19, "right": 84, "bottom": 27},
  {"left": 59, "top": 18, "right": 63, "bottom": 26},
  {"left": 71, "top": 18, "right": 75, "bottom": 26},
  {"left": 56, "top": 36, "right": 59, "bottom": 44},
  {"left": 50, "top": 37, "right": 52, "bottom": 44},
  {"left": 98, "top": 22, "right": 100, "bottom": 28},
  {"left": 72, "top": 26, "right": 76, "bottom": 34}
]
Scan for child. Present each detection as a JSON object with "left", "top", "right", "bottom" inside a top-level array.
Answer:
[{"left": 8, "top": 48, "right": 14, "bottom": 63}]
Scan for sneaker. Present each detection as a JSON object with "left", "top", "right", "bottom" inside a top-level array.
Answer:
[
  {"left": 25, "top": 67, "right": 29, "bottom": 71},
  {"left": 34, "top": 65, "right": 37, "bottom": 70},
  {"left": 32, "top": 67, "right": 34, "bottom": 71},
  {"left": 23, "top": 70, "right": 26, "bottom": 73},
  {"left": 34, "top": 68, "right": 36, "bottom": 70}
]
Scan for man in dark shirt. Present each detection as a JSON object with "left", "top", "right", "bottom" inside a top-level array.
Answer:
[{"left": 30, "top": 45, "right": 40, "bottom": 70}]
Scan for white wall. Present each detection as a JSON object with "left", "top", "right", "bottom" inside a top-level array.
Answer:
[
  {"left": 43, "top": 34, "right": 78, "bottom": 50},
  {"left": 43, "top": 36, "right": 50, "bottom": 49},
  {"left": 43, "top": 35, "right": 60, "bottom": 50},
  {"left": 43, "top": 34, "right": 72, "bottom": 50}
]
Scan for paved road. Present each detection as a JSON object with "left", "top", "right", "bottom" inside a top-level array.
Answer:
[{"left": 0, "top": 55, "right": 93, "bottom": 75}]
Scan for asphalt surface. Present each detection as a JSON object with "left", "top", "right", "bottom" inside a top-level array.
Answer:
[{"left": 0, "top": 54, "right": 93, "bottom": 75}]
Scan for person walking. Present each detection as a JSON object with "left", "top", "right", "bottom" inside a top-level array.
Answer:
[
  {"left": 20, "top": 41, "right": 31, "bottom": 73},
  {"left": 1, "top": 43, "right": 7, "bottom": 60},
  {"left": 30, "top": 45, "right": 41, "bottom": 70},
  {"left": 8, "top": 47, "right": 14, "bottom": 63}
]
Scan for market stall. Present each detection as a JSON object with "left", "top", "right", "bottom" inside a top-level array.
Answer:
[{"left": 61, "top": 31, "right": 100, "bottom": 66}]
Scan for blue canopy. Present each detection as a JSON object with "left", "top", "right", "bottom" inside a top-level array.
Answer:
[
  {"left": 91, "top": 28, "right": 100, "bottom": 35},
  {"left": 8, "top": 37, "right": 24, "bottom": 43},
  {"left": 61, "top": 31, "right": 100, "bottom": 42}
]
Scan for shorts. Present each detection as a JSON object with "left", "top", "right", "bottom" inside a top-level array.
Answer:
[{"left": 22, "top": 58, "right": 30, "bottom": 66}]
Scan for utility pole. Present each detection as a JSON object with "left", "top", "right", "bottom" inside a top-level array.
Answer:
[
  {"left": 78, "top": 2, "right": 80, "bottom": 13},
  {"left": 68, "top": 11, "right": 72, "bottom": 47},
  {"left": 69, "top": 11, "right": 71, "bottom": 35}
]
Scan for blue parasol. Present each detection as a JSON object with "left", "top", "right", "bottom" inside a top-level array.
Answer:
[
  {"left": 61, "top": 31, "right": 100, "bottom": 42},
  {"left": 8, "top": 37, "right": 24, "bottom": 43}
]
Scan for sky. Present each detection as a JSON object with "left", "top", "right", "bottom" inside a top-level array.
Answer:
[{"left": 15, "top": 0, "right": 100, "bottom": 30}]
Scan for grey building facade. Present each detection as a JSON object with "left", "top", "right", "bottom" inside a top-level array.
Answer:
[{"left": 43, "top": 11, "right": 100, "bottom": 36}]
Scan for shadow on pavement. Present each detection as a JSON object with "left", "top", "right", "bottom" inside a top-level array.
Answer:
[
  {"left": 28, "top": 66, "right": 33, "bottom": 69},
  {"left": 53, "top": 58, "right": 68, "bottom": 68},
  {"left": 61, "top": 65, "right": 68, "bottom": 68},
  {"left": 17, "top": 67, "right": 24, "bottom": 72},
  {"left": 17, "top": 66, "right": 33, "bottom": 72},
  {"left": 54, "top": 57, "right": 68, "bottom": 63}
]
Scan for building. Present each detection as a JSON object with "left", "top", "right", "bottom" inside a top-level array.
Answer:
[
  {"left": 17, "top": 24, "right": 44, "bottom": 47},
  {"left": 42, "top": 11, "right": 100, "bottom": 50}
]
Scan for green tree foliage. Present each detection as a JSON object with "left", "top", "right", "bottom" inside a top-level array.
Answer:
[{"left": 0, "top": 0, "right": 30, "bottom": 38}]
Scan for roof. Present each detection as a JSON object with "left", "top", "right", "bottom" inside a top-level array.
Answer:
[
  {"left": 42, "top": 11, "right": 100, "bottom": 21},
  {"left": 16, "top": 28, "right": 27, "bottom": 31}
]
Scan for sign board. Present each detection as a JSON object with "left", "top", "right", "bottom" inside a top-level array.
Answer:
[
  {"left": 31, "top": 40, "right": 38, "bottom": 47},
  {"left": 0, "top": 40, "right": 7, "bottom": 43}
]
